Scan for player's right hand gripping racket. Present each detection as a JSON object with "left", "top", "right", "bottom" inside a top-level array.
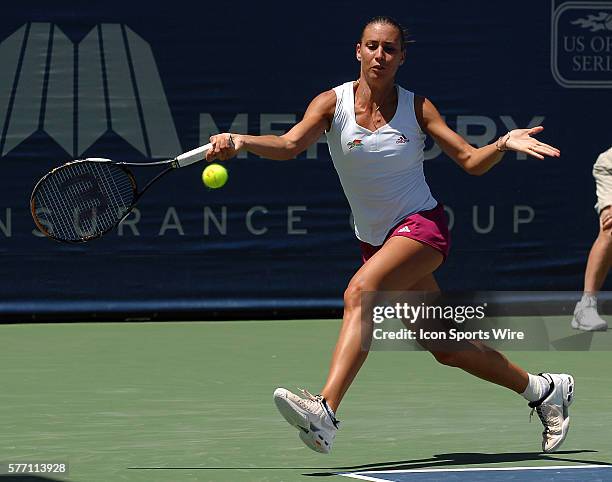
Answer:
[{"left": 30, "top": 144, "right": 212, "bottom": 243}]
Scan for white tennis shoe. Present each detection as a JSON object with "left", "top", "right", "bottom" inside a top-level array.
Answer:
[
  {"left": 273, "top": 388, "right": 339, "bottom": 454},
  {"left": 529, "top": 373, "right": 575, "bottom": 453},
  {"left": 571, "top": 297, "right": 608, "bottom": 331}
]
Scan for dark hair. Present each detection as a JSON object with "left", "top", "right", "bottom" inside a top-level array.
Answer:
[{"left": 359, "top": 16, "right": 411, "bottom": 51}]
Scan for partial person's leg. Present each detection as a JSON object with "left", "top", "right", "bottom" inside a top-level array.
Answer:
[
  {"left": 584, "top": 207, "right": 612, "bottom": 294},
  {"left": 572, "top": 149, "right": 612, "bottom": 331},
  {"left": 572, "top": 217, "right": 611, "bottom": 331}
]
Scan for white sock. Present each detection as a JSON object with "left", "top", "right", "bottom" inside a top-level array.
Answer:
[
  {"left": 521, "top": 373, "right": 550, "bottom": 403},
  {"left": 581, "top": 293, "right": 597, "bottom": 306}
]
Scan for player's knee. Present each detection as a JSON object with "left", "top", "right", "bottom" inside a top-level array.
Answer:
[
  {"left": 431, "top": 350, "right": 462, "bottom": 368},
  {"left": 344, "top": 281, "right": 364, "bottom": 309},
  {"left": 344, "top": 277, "right": 376, "bottom": 309}
]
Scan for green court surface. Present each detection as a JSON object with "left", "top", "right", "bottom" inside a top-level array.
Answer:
[{"left": 0, "top": 319, "right": 610, "bottom": 482}]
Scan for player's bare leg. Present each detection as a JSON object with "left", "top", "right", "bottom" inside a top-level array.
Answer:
[
  {"left": 429, "top": 343, "right": 528, "bottom": 392},
  {"left": 320, "top": 236, "right": 444, "bottom": 411}
]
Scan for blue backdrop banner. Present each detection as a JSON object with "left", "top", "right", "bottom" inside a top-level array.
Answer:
[{"left": 1, "top": 0, "right": 611, "bottom": 316}]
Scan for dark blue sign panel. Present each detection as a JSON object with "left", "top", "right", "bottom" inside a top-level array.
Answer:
[{"left": 1, "top": 1, "right": 611, "bottom": 316}]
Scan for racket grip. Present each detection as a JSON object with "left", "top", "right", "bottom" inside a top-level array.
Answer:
[{"left": 174, "top": 143, "right": 212, "bottom": 167}]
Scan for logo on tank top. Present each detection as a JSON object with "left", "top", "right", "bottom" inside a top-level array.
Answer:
[
  {"left": 396, "top": 134, "right": 410, "bottom": 144},
  {"left": 347, "top": 139, "right": 363, "bottom": 150}
]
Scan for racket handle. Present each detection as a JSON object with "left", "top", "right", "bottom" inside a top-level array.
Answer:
[{"left": 174, "top": 143, "right": 212, "bottom": 167}]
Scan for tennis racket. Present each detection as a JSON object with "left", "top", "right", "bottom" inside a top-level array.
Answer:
[{"left": 30, "top": 143, "right": 212, "bottom": 243}]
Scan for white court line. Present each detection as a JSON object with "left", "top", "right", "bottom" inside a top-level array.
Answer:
[
  {"left": 340, "top": 473, "right": 387, "bottom": 482},
  {"left": 338, "top": 464, "right": 612, "bottom": 481}
]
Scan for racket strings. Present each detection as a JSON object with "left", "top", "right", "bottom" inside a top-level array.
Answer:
[{"left": 32, "top": 161, "right": 136, "bottom": 241}]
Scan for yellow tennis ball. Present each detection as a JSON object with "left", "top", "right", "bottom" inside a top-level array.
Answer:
[{"left": 202, "top": 163, "right": 228, "bottom": 189}]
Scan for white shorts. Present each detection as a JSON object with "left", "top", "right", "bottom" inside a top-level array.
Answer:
[{"left": 593, "top": 147, "right": 612, "bottom": 215}]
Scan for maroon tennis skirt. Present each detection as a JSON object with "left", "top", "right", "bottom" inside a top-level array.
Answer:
[{"left": 359, "top": 204, "right": 451, "bottom": 263}]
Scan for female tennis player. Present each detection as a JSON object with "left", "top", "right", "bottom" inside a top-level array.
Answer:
[{"left": 206, "top": 16, "right": 573, "bottom": 455}]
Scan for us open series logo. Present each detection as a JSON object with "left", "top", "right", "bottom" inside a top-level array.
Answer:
[
  {"left": 0, "top": 22, "right": 181, "bottom": 157},
  {"left": 551, "top": 1, "right": 612, "bottom": 88}
]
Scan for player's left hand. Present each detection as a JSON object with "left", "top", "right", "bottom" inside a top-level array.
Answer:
[{"left": 504, "top": 126, "right": 561, "bottom": 160}]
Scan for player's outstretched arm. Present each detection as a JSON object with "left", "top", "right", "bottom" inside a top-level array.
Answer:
[
  {"left": 206, "top": 90, "right": 336, "bottom": 162},
  {"left": 415, "top": 96, "right": 561, "bottom": 175}
]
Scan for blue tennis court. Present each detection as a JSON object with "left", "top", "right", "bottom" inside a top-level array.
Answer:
[{"left": 339, "top": 465, "right": 612, "bottom": 481}]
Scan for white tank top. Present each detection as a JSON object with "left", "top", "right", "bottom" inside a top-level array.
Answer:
[{"left": 326, "top": 81, "right": 437, "bottom": 246}]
